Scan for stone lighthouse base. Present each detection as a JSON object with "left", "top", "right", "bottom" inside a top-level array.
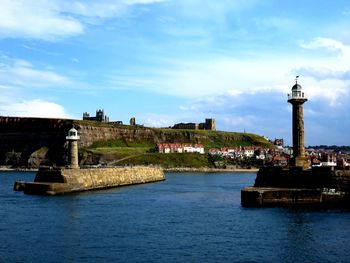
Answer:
[
  {"left": 290, "top": 156, "right": 310, "bottom": 170},
  {"left": 241, "top": 166, "right": 350, "bottom": 208}
]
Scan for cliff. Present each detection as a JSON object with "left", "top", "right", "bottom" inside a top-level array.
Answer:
[
  {"left": 0, "top": 116, "right": 271, "bottom": 168},
  {"left": 0, "top": 117, "right": 73, "bottom": 167}
]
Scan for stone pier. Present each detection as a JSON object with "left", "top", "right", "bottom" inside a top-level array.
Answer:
[{"left": 14, "top": 166, "right": 165, "bottom": 195}]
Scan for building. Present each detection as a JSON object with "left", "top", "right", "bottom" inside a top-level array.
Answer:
[
  {"left": 156, "top": 143, "right": 205, "bottom": 154},
  {"left": 83, "top": 109, "right": 109, "bottom": 122},
  {"left": 273, "top": 138, "right": 284, "bottom": 147},
  {"left": 108, "top": 121, "right": 123, "bottom": 125},
  {"left": 130, "top": 117, "right": 136, "bottom": 126},
  {"left": 204, "top": 118, "right": 216, "bottom": 130},
  {"left": 172, "top": 123, "right": 198, "bottom": 130},
  {"left": 172, "top": 118, "right": 216, "bottom": 131},
  {"left": 272, "top": 156, "right": 288, "bottom": 167}
]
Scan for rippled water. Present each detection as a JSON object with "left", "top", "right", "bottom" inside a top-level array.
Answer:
[{"left": 1, "top": 171, "right": 349, "bottom": 262}]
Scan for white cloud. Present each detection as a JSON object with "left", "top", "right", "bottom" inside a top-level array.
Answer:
[
  {"left": 296, "top": 66, "right": 350, "bottom": 81},
  {"left": 300, "top": 77, "right": 348, "bottom": 106},
  {"left": 299, "top": 37, "right": 349, "bottom": 53},
  {"left": 295, "top": 37, "right": 350, "bottom": 105},
  {"left": 0, "top": 0, "right": 166, "bottom": 40},
  {"left": 0, "top": 57, "right": 89, "bottom": 120},
  {"left": 142, "top": 116, "right": 174, "bottom": 128},
  {"left": 299, "top": 37, "right": 350, "bottom": 68},
  {"left": 222, "top": 115, "right": 255, "bottom": 129},
  {"left": 0, "top": 59, "right": 72, "bottom": 88},
  {"left": 0, "top": 0, "right": 83, "bottom": 40},
  {"left": 110, "top": 36, "right": 350, "bottom": 107},
  {"left": 178, "top": 105, "right": 198, "bottom": 111},
  {"left": 111, "top": 57, "right": 291, "bottom": 98},
  {"left": 0, "top": 99, "right": 71, "bottom": 118}
]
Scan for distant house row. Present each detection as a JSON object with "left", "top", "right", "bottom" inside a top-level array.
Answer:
[
  {"left": 208, "top": 146, "right": 350, "bottom": 168},
  {"left": 155, "top": 142, "right": 350, "bottom": 168},
  {"left": 208, "top": 146, "right": 288, "bottom": 166},
  {"left": 156, "top": 143, "right": 205, "bottom": 154},
  {"left": 305, "top": 149, "right": 350, "bottom": 167},
  {"left": 208, "top": 146, "right": 277, "bottom": 159}
]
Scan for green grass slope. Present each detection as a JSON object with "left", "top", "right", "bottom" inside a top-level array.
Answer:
[{"left": 80, "top": 128, "right": 272, "bottom": 167}]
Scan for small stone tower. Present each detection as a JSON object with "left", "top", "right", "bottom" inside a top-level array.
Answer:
[
  {"left": 66, "top": 127, "right": 80, "bottom": 169},
  {"left": 205, "top": 118, "right": 216, "bottom": 130},
  {"left": 130, "top": 117, "right": 136, "bottom": 126},
  {"left": 287, "top": 78, "right": 309, "bottom": 169}
]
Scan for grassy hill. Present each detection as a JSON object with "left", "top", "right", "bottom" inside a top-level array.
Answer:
[
  {"left": 80, "top": 128, "right": 272, "bottom": 168},
  {"left": 0, "top": 116, "right": 272, "bottom": 168}
]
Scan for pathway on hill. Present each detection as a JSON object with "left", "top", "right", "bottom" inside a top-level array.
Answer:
[{"left": 107, "top": 154, "right": 146, "bottom": 166}]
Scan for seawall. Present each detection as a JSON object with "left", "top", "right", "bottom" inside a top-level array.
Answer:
[
  {"left": 14, "top": 166, "right": 165, "bottom": 195},
  {"left": 241, "top": 166, "right": 350, "bottom": 208}
]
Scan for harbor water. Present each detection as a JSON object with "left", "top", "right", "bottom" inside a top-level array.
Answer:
[{"left": 1, "top": 171, "right": 349, "bottom": 262}]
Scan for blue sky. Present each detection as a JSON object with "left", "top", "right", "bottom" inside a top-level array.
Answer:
[{"left": 0, "top": 0, "right": 350, "bottom": 145}]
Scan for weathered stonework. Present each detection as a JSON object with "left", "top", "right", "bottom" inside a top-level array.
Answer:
[
  {"left": 14, "top": 166, "right": 165, "bottom": 195},
  {"left": 69, "top": 141, "right": 79, "bottom": 169},
  {"left": 241, "top": 167, "right": 350, "bottom": 207},
  {"left": 288, "top": 86, "right": 309, "bottom": 169},
  {"left": 241, "top": 187, "right": 350, "bottom": 207}
]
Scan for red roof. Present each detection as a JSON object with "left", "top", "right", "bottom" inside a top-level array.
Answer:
[{"left": 272, "top": 156, "right": 287, "bottom": 161}]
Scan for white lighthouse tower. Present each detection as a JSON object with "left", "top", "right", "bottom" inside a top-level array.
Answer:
[{"left": 66, "top": 127, "right": 80, "bottom": 169}]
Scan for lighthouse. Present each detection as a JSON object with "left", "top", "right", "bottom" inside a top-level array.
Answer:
[
  {"left": 66, "top": 127, "right": 80, "bottom": 169},
  {"left": 288, "top": 78, "right": 310, "bottom": 169}
]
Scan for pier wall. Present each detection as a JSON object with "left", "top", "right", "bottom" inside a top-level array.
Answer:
[
  {"left": 16, "top": 166, "right": 165, "bottom": 195},
  {"left": 254, "top": 166, "right": 350, "bottom": 192},
  {"left": 241, "top": 187, "right": 350, "bottom": 208},
  {"left": 241, "top": 166, "right": 350, "bottom": 207}
]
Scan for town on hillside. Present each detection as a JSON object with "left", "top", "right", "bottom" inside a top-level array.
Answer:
[
  {"left": 155, "top": 139, "right": 350, "bottom": 169},
  {"left": 82, "top": 109, "right": 350, "bottom": 169}
]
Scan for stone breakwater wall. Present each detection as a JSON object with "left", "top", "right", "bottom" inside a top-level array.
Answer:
[
  {"left": 241, "top": 166, "right": 350, "bottom": 208},
  {"left": 241, "top": 187, "right": 350, "bottom": 208},
  {"left": 61, "top": 166, "right": 165, "bottom": 191},
  {"left": 15, "top": 166, "right": 165, "bottom": 195},
  {"left": 254, "top": 166, "right": 350, "bottom": 192}
]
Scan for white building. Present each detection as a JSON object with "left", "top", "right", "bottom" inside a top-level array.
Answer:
[{"left": 156, "top": 143, "right": 205, "bottom": 154}]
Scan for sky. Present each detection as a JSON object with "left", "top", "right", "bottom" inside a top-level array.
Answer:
[{"left": 0, "top": 0, "right": 350, "bottom": 146}]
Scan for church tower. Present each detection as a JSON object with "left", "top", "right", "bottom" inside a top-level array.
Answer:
[{"left": 288, "top": 77, "right": 310, "bottom": 169}]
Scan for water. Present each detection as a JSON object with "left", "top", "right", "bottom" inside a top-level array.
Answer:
[{"left": 1, "top": 171, "right": 349, "bottom": 263}]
